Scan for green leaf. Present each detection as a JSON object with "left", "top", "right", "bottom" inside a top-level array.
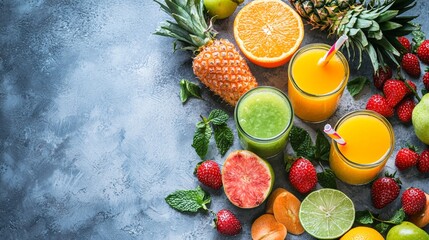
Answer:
[
  {"left": 208, "top": 109, "right": 229, "bottom": 125},
  {"left": 422, "top": 89, "right": 428, "bottom": 96},
  {"left": 387, "top": 208, "right": 405, "bottom": 225},
  {"left": 376, "top": 10, "right": 398, "bottom": 23},
  {"left": 179, "top": 79, "right": 202, "bottom": 103},
  {"left": 213, "top": 124, "right": 234, "bottom": 156},
  {"left": 375, "top": 222, "right": 390, "bottom": 234},
  {"left": 185, "top": 80, "right": 202, "bottom": 99},
  {"left": 179, "top": 80, "right": 189, "bottom": 103},
  {"left": 347, "top": 76, "right": 370, "bottom": 97},
  {"left": 192, "top": 123, "right": 212, "bottom": 159},
  {"left": 314, "top": 129, "right": 330, "bottom": 162},
  {"left": 317, "top": 169, "right": 337, "bottom": 189},
  {"left": 284, "top": 155, "right": 296, "bottom": 172},
  {"left": 289, "top": 126, "right": 315, "bottom": 160},
  {"left": 165, "top": 186, "right": 211, "bottom": 213},
  {"left": 355, "top": 210, "right": 374, "bottom": 225}
]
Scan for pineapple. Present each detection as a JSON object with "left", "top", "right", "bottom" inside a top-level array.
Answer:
[
  {"left": 154, "top": 0, "right": 257, "bottom": 105},
  {"left": 289, "top": 0, "right": 418, "bottom": 72}
]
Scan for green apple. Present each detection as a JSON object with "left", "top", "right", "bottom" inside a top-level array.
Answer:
[
  {"left": 413, "top": 93, "right": 429, "bottom": 145},
  {"left": 203, "top": 0, "right": 243, "bottom": 19},
  {"left": 386, "top": 221, "right": 429, "bottom": 240}
]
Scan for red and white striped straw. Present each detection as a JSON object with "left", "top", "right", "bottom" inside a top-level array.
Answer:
[
  {"left": 324, "top": 124, "right": 346, "bottom": 145},
  {"left": 318, "top": 35, "right": 348, "bottom": 66}
]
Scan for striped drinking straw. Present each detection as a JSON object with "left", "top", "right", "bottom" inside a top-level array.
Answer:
[
  {"left": 318, "top": 35, "right": 348, "bottom": 66},
  {"left": 324, "top": 124, "right": 346, "bottom": 146}
]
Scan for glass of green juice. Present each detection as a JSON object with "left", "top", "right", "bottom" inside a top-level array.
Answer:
[{"left": 234, "top": 86, "right": 294, "bottom": 158}]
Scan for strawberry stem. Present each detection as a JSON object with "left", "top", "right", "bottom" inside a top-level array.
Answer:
[{"left": 404, "top": 80, "right": 421, "bottom": 102}]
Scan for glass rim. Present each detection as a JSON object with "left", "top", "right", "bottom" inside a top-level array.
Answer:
[
  {"left": 288, "top": 43, "right": 350, "bottom": 98},
  {"left": 333, "top": 110, "right": 395, "bottom": 169},
  {"left": 234, "top": 86, "right": 294, "bottom": 142}
]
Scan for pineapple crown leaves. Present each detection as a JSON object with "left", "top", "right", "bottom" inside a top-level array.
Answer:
[{"left": 154, "top": 0, "right": 216, "bottom": 53}]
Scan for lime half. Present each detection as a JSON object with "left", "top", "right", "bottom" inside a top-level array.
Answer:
[{"left": 299, "top": 188, "right": 355, "bottom": 239}]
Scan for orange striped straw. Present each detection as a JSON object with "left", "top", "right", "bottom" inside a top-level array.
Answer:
[
  {"left": 318, "top": 35, "right": 348, "bottom": 66},
  {"left": 324, "top": 124, "right": 346, "bottom": 145}
]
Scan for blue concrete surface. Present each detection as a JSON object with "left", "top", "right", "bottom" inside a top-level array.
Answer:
[{"left": 1, "top": 0, "right": 428, "bottom": 239}]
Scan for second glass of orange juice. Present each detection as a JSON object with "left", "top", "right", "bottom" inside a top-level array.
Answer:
[
  {"left": 329, "top": 110, "right": 395, "bottom": 185},
  {"left": 288, "top": 43, "right": 349, "bottom": 123}
]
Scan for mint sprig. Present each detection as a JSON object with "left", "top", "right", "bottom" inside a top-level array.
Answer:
[
  {"left": 288, "top": 126, "right": 337, "bottom": 189},
  {"left": 180, "top": 79, "right": 202, "bottom": 103},
  {"left": 289, "top": 126, "right": 330, "bottom": 162},
  {"left": 192, "top": 109, "right": 233, "bottom": 159},
  {"left": 347, "top": 76, "right": 370, "bottom": 97},
  {"left": 355, "top": 208, "right": 406, "bottom": 234},
  {"left": 165, "top": 186, "right": 211, "bottom": 213}
]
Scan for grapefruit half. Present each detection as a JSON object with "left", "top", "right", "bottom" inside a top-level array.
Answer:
[{"left": 222, "top": 150, "right": 274, "bottom": 208}]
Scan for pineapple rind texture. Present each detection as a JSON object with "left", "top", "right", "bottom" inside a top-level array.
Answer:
[{"left": 193, "top": 39, "right": 258, "bottom": 106}]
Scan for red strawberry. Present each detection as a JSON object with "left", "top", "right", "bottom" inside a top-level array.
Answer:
[
  {"left": 417, "top": 40, "right": 429, "bottom": 64},
  {"left": 401, "top": 187, "right": 427, "bottom": 216},
  {"left": 398, "top": 36, "right": 411, "bottom": 52},
  {"left": 373, "top": 66, "right": 393, "bottom": 90},
  {"left": 371, "top": 172, "right": 401, "bottom": 209},
  {"left": 195, "top": 160, "right": 222, "bottom": 190},
  {"left": 395, "top": 147, "right": 419, "bottom": 170},
  {"left": 423, "top": 69, "right": 429, "bottom": 91},
  {"left": 417, "top": 150, "right": 429, "bottom": 173},
  {"left": 396, "top": 98, "right": 416, "bottom": 123},
  {"left": 215, "top": 209, "right": 242, "bottom": 236},
  {"left": 288, "top": 158, "right": 317, "bottom": 194},
  {"left": 383, "top": 79, "right": 408, "bottom": 107},
  {"left": 366, "top": 94, "right": 394, "bottom": 117},
  {"left": 404, "top": 80, "right": 416, "bottom": 96},
  {"left": 401, "top": 53, "right": 421, "bottom": 78}
]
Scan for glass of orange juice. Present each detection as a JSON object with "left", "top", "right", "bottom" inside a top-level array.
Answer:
[
  {"left": 329, "top": 110, "right": 395, "bottom": 185},
  {"left": 288, "top": 43, "right": 349, "bottom": 123}
]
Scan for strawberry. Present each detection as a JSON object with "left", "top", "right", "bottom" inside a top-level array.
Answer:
[
  {"left": 423, "top": 69, "right": 429, "bottom": 91},
  {"left": 288, "top": 158, "right": 317, "bottom": 194},
  {"left": 373, "top": 66, "right": 392, "bottom": 90},
  {"left": 383, "top": 79, "right": 408, "bottom": 107},
  {"left": 366, "top": 94, "right": 394, "bottom": 117},
  {"left": 417, "top": 150, "right": 429, "bottom": 173},
  {"left": 195, "top": 160, "right": 222, "bottom": 190},
  {"left": 401, "top": 53, "right": 421, "bottom": 78},
  {"left": 417, "top": 40, "right": 429, "bottom": 64},
  {"left": 395, "top": 147, "right": 419, "bottom": 170},
  {"left": 215, "top": 209, "right": 242, "bottom": 236},
  {"left": 398, "top": 36, "right": 411, "bottom": 52},
  {"left": 401, "top": 187, "right": 427, "bottom": 216},
  {"left": 396, "top": 98, "right": 416, "bottom": 123},
  {"left": 371, "top": 172, "right": 401, "bottom": 209}
]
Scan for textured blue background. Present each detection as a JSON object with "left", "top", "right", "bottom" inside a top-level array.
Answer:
[{"left": 1, "top": 0, "right": 428, "bottom": 239}]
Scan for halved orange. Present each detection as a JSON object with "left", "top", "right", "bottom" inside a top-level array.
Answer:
[{"left": 233, "top": 0, "right": 304, "bottom": 68}]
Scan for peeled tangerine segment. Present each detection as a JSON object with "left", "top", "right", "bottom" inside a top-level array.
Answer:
[
  {"left": 270, "top": 188, "right": 305, "bottom": 235},
  {"left": 251, "top": 214, "right": 287, "bottom": 240}
]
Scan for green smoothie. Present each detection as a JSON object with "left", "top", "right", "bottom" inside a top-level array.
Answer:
[{"left": 235, "top": 87, "right": 293, "bottom": 158}]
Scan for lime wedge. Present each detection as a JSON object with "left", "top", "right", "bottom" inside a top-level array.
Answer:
[{"left": 299, "top": 188, "right": 355, "bottom": 239}]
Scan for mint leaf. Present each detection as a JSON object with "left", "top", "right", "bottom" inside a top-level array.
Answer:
[
  {"left": 213, "top": 124, "right": 234, "bottom": 156},
  {"left": 375, "top": 222, "right": 390, "bottom": 234},
  {"left": 179, "top": 79, "right": 202, "bottom": 103},
  {"left": 208, "top": 109, "right": 229, "bottom": 125},
  {"left": 315, "top": 129, "right": 330, "bottom": 162},
  {"left": 355, "top": 210, "right": 374, "bottom": 225},
  {"left": 289, "top": 126, "right": 315, "bottom": 159},
  {"left": 165, "top": 186, "right": 211, "bottom": 212},
  {"left": 185, "top": 80, "right": 202, "bottom": 99},
  {"left": 192, "top": 123, "right": 212, "bottom": 159},
  {"left": 180, "top": 80, "right": 189, "bottom": 103},
  {"left": 387, "top": 208, "right": 405, "bottom": 225},
  {"left": 347, "top": 76, "right": 370, "bottom": 97},
  {"left": 317, "top": 169, "right": 337, "bottom": 189},
  {"left": 412, "top": 24, "right": 425, "bottom": 51}
]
